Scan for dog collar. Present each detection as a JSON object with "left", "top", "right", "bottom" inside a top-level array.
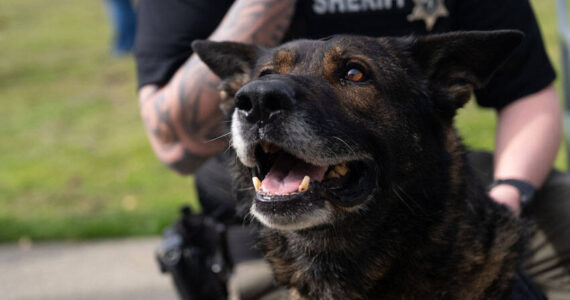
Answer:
[{"left": 488, "top": 179, "right": 536, "bottom": 206}]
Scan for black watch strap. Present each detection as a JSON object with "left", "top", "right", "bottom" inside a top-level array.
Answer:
[{"left": 488, "top": 179, "right": 537, "bottom": 206}]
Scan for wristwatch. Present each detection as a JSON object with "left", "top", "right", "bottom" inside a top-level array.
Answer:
[{"left": 488, "top": 179, "right": 537, "bottom": 206}]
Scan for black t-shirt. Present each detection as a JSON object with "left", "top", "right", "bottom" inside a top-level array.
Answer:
[{"left": 135, "top": 0, "right": 555, "bottom": 109}]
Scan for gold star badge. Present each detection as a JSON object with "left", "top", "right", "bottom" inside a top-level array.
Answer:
[{"left": 407, "top": 0, "right": 449, "bottom": 32}]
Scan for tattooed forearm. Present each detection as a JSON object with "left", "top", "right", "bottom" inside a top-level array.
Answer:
[
  {"left": 138, "top": 0, "right": 297, "bottom": 174},
  {"left": 170, "top": 149, "right": 210, "bottom": 175},
  {"left": 139, "top": 85, "right": 158, "bottom": 106},
  {"left": 152, "top": 93, "right": 177, "bottom": 145},
  {"left": 211, "top": 0, "right": 296, "bottom": 47},
  {"left": 139, "top": 63, "right": 228, "bottom": 174},
  {"left": 176, "top": 56, "right": 228, "bottom": 144},
  {"left": 178, "top": 59, "right": 203, "bottom": 136}
]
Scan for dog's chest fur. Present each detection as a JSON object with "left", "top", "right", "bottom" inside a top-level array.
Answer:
[{"left": 256, "top": 153, "right": 523, "bottom": 300}]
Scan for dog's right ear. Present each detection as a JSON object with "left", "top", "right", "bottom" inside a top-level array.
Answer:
[
  {"left": 411, "top": 30, "right": 523, "bottom": 111},
  {"left": 191, "top": 40, "right": 261, "bottom": 81}
]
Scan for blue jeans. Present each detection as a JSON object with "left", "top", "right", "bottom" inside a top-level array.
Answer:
[{"left": 105, "top": 0, "right": 136, "bottom": 55}]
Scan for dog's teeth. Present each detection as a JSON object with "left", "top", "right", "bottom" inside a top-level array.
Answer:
[
  {"left": 252, "top": 177, "right": 261, "bottom": 191},
  {"left": 298, "top": 176, "right": 310, "bottom": 192},
  {"left": 260, "top": 141, "right": 271, "bottom": 153},
  {"left": 325, "top": 163, "right": 348, "bottom": 179},
  {"left": 326, "top": 170, "right": 341, "bottom": 179},
  {"left": 334, "top": 163, "right": 349, "bottom": 176},
  {"left": 260, "top": 141, "right": 278, "bottom": 154}
]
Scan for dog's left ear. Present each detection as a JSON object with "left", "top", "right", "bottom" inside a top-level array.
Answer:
[
  {"left": 412, "top": 30, "right": 523, "bottom": 109},
  {"left": 192, "top": 40, "right": 261, "bottom": 80},
  {"left": 192, "top": 40, "right": 263, "bottom": 115}
]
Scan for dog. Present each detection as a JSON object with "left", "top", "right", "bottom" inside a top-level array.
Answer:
[{"left": 192, "top": 31, "right": 541, "bottom": 299}]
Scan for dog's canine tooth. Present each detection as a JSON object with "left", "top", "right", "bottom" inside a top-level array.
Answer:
[
  {"left": 334, "top": 163, "right": 349, "bottom": 176},
  {"left": 298, "top": 176, "right": 310, "bottom": 192},
  {"left": 252, "top": 177, "right": 261, "bottom": 191}
]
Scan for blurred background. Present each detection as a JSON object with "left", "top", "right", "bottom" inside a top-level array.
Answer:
[
  {"left": 0, "top": 0, "right": 203, "bottom": 244},
  {"left": 0, "top": 0, "right": 567, "bottom": 298},
  {"left": 3, "top": 0, "right": 564, "bottom": 244}
]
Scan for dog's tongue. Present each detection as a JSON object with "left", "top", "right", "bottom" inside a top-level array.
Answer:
[{"left": 261, "top": 153, "right": 327, "bottom": 194}]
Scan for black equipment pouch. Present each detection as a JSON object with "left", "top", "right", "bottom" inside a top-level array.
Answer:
[{"left": 156, "top": 207, "right": 233, "bottom": 300}]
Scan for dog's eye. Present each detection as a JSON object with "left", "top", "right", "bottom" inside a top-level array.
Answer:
[
  {"left": 259, "top": 69, "right": 275, "bottom": 77},
  {"left": 344, "top": 65, "right": 367, "bottom": 83},
  {"left": 346, "top": 69, "right": 364, "bottom": 82}
]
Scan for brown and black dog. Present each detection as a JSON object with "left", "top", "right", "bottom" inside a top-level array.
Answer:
[{"left": 192, "top": 31, "right": 541, "bottom": 299}]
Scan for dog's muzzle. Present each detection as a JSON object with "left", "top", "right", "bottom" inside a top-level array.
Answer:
[{"left": 231, "top": 77, "right": 378, "bottom": 230}]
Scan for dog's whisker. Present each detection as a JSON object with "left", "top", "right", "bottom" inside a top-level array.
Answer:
[
  {"left": 395, "top": 184, "right": 426, "bottom": 215},
  {"left": 237, "top": 187, "right": 255, "bottom": 191},
  {"left": 223, "top": 138, "right": 234, "bottom": 154},
  {"left": 333, "top": 136, "right": 357, "bottom": 156},
  {"left": 243, "top": 211, "right": 255, "bottom": 224},
  {"left": 392, "top": 185, "right": 417, "bottom": 215},
  {"left": 205, "top": 131, "right": 231, "bottom": 143}
]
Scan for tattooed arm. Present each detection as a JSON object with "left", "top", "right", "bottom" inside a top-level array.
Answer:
[{"left": 138, "top": 0, "right": 296, "bottom": 174}]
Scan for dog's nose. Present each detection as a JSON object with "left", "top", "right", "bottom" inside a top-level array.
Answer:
[{"left": 234, "top": 79, "right": 294, "bottom": 124}]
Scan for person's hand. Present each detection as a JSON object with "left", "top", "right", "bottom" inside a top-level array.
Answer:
[{"left": 488, "top": 184, "right": 522, "bottom": 216}]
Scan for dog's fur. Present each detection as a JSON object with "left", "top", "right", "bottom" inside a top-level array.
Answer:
[{"left": 193, "top": 31, "right": 532, "bottom": 299}]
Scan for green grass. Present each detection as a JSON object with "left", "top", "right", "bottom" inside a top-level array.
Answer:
[
  {"left": 0, "top": 0, "right": 566, "bottom": 242},
  {"left": 0, "top": 0, "right": 200, "bottom": 242}
]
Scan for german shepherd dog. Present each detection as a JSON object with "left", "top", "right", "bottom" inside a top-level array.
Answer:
[{"left": 192, "top": 31, "right": 540, "bottom": 299}]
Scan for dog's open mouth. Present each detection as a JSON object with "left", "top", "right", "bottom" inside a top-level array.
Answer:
[{"left": 250, "top": 140, "right": 375, "bottom": 207}]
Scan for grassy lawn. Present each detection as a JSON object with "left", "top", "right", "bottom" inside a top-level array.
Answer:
[
  {"left": 0, "top": 0, "right": 200, "bottom": 242},
  {"left": 0, "top": 0, "right": 566, "bottom": 242}
]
